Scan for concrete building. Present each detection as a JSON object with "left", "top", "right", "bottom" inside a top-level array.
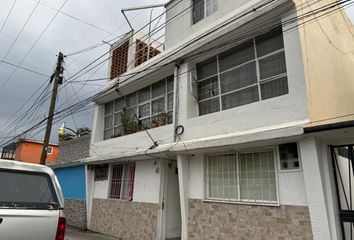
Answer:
[
  {"left": 85, "top": 0, "right": 354, "bottom": 239},
  {"left": 51, "top": 134, "right": 91, "bottom": 230},
  {"left": 1, "top": 139, "right": 58, "bottom": 164}
]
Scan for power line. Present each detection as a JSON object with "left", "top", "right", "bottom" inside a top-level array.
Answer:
[
  {"left": 0, "top": 0, "right": 351, "bottom": 147},
  {"left": 0, "top": 0, "right": 69, "bottom": 93},
  {"left": 64, "top": 0, "right": 165, "bottom": 57},
  {"left": 29, "top": 0, "right": 118, "bottom": 37},
  {"left": 0, "top": 0, "right": 17, "bottom": 34},
  {"left": 0, "top": 59, "right": 50, "bottom": 77},
  {"left": 0, "top": 0, "right": 41, "bottom": 70}
]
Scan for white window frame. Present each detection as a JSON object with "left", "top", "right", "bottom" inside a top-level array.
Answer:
[
  {"left": 196, "top": 30, "right": 288, "bottom": 116},
  {"left": 108, "top": 162, "right": 136, "bottom": 200},
  {"left": 203, "top": 147, "right": 280, "bottom": 206},
  {"left": 277, "top": 141, "right": 303, "bottom": 173},
  {"left": 192, "top": 0, "right": 218, "bottom": 24},
  {"left": 103, "top": 76, "right": 174, "bottom": 140},
  {"left": 47, "top": 146, "right": 53, "bottom": 155}
]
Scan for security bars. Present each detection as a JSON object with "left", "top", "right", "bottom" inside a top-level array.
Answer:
[{"left": 206, "top": 149, "right": 278, "bottom": 204}]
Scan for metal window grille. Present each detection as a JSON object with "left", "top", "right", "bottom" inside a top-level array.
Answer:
[
  {"left": 197, "top": 28, "right": 288, "bottom": 116},
  {"left": 206, "top": 149, "right": 278, "bottom": 203},
  {"left": 103, "top": 75, "right": 174, "bottom": 140},
  {"left": 192, "top": 0, "right": 218, "bottom": 24},
  {"left": 110, "top": 163, "right": 135, "bottom": 200}
]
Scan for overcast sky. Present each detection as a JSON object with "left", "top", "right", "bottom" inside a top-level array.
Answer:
[
  {"left": 0, "top": 0, "right": 166, "bottom": 146},
  {"left": 0, "top": 0, "right": 353, "bottom": 146}
]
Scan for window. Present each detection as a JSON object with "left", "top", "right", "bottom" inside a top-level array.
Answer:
[
  {"left": 278, "top": 142, "right": 300, "bottom": 170},
  {"left": 0, "top": 170, "right": 58, "bottom": 209},
  {"left": 103, "top": 75, "right": 174, "bottom": 140},
  {"left": 192, "top": 0, "right": 218, "bottom": 24},
  {"left": 47, "top": 146, "right": 53, "bottom": 155},
  {"left": 206, "top": 149, "right": 277, "bottom": 204},
  {"left": 196, "top": 28, "right": 288, "bottom": 116},
  {"left": 94, "top": 165, "right": 109, "bottom": 181},
  {"left": 109, "top": 163, "right": 135, "bottom": 200},
  {"left": 1, "top": 143, "right": 17, "bottom": 160}
]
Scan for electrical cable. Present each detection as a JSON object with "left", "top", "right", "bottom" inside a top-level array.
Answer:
[
  {"left": 1, "top": 0, "right": 352, "bottom": 147},
  {"left": 0, "top": 0, "right": 69, "bottom": 93},
  {"left": 0, "top": 0, "right": 17, "bottom": 34},
  {"left": 0, "top": 0, "right": 41, "bottom": 70}
]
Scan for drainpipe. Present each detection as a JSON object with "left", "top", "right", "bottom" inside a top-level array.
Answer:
[{"left": 173, "top": 62, "right": 181, "bottom": 142}]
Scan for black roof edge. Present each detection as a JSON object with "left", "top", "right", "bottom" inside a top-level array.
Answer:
[{"left": 304, "top": 120, "right": 354, "bottom": 134}]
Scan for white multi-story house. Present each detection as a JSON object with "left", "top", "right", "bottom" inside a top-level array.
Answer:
[{"left": 84, "top": 0, "right": 354, "bottom": 239}]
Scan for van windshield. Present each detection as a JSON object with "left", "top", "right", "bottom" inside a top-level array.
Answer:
[{"left": 0, "top": 169, "right": 59, "bottom": 209}]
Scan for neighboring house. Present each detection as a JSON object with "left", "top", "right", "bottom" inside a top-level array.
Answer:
[
  {"left": 1, "top": 139, "right": 58, "bottom": 164},
  {"left": 85, "top": 0, "right": 354, "bottom": 240},
  {"left": 50, "top": 133, "right": 91, "bottom": 230}
]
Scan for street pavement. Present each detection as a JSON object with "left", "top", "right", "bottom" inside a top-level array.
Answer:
[{"left": 65, "top": 227, "right": 120, "bottom": 240}]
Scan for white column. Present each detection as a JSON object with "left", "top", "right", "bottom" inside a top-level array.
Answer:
[
  {"left": 177, "top": 154, "right": 189, "bottom": 240},
  {"left": 85, "top": 165, "right": 94, "bottom": 229},
  {"left": 299, "top": 137, "right": 332, "bottom": 239}
]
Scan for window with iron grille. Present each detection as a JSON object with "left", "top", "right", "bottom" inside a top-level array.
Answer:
[
  {"left": 103, "top": 75, "right": 174, "bottom": 140},
  {"left": 192, "top": 0, "right": 218, "bottom": 24},
  {"left": 206, "top": 149, "right": 278, "bottom": 204},
  {"left": 196, "top": 28, "right": 288, "bottom": 116},
  {"left": 109, "top": 163, "right": 135, "bottom": 200}
]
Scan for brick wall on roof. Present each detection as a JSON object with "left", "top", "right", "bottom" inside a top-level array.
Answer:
[
  {"left": 110, "top": 40, "right": 129, "bottom": 80},
  {"left": 188, "top": 199, "right": 313, "bottom": 240},
  {"left": 134, "top": 39, "right": 161, "bottom": 67}
]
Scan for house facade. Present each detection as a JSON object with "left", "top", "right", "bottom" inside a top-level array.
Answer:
[
  {"left": 51, "top": 133, "right": 91, "bottom": 230},
  {"left": 85, "top": 0, "right": 354, "bottom": 239},
  {"left": 1, "top": 139, "right": 58, "bottom": 164}
]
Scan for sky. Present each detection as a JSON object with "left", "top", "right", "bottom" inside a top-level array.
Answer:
[
  {"left": 0, "top": 0, "right": 166, "bottom": 146},
  {"left": 0, "top": 0, "right": 353, "bottom": 147}
]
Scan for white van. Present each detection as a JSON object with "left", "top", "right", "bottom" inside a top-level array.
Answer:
[{"left": 0, "top": 159, "right": 66, "bottom": 240}]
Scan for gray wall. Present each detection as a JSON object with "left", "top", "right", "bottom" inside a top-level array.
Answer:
[
  {"left": 165, "top": 0, "right": 251, "bottom": 49},
  {"left": 64, "top": 199, "right": 87, "bottom": 230},
  {"left": 58, "top": 134, "right": 90, "bottom": 163}
]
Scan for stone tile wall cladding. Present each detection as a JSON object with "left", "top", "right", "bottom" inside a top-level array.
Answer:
[
  {"left": 90, "top": 198, "right": 159, "bottom": 239},
  {"left": 58, "top": 134, "right": 90, "bottom": 163},
  {"left": 188, "top": 199, "right": 313, "bottom": 240},
  {"left": 64, "top": 199, "right": 87, "bottom": 230}
]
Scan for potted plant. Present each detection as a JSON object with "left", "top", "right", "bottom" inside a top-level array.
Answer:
[
  {"left": 158, "top": 112, "right": 169, "bottom": 126},
  {"left": 120, "top": 108, "right": 131, "bottom": 135},
  {"left": 149, "top": 119, "right": 159, "bottom": 128}
]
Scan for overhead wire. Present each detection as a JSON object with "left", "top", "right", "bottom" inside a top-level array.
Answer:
[
  {"left": 0, "top": 0, "right": 69, "bottom": 93},
  {"left": 0, "top": 59, "right": 50, "bottom": 77},
  {"left": 0, "top": 0, "right": 41, "bottom": 70},
  {"left": 0, "top": 0, "right": 17, "bottom": 34},
  {"left": 1, "top": 0, "right": 351, "bottom": 147}
]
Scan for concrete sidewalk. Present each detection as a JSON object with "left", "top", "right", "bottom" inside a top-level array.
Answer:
[{"left": 65, "top": 227, "right": 119, "bottom": 240}]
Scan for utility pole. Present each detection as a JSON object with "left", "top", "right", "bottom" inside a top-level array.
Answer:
[{"left": 40, "top": 52, "right": 64, "bottom": 165}]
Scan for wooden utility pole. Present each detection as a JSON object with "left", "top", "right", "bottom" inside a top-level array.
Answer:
[{"left": 40, "top": 52, "right": 64, "bottom": 165}]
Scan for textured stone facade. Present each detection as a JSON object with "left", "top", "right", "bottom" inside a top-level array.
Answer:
[
  {"left": 58, "top": 134, "right": 90, "bottom": 163},
  {"left": 64, "top": 199, "right": 87, "bottom": 230},
  {"left": 90, "top": 198, "right": 159, "bottom": 239},
  {"left": 188, "top": 199, "right": 313, "bottom": 240}
]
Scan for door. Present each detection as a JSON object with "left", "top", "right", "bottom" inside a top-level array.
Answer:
[
  {"left": 165, "top": 160, "right": 181, "bottom": 240},
  {"left": 331, "top": 145, "right": 354, "bottom": 240}
]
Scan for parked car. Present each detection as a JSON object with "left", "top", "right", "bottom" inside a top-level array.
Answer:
[{"left": 0, "top": 159, "right": 66, "bottom": 240}]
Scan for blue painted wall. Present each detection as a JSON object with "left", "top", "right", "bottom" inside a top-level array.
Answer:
[{"left": 54, "top": 165, "right": 86, "bottom": 200}]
